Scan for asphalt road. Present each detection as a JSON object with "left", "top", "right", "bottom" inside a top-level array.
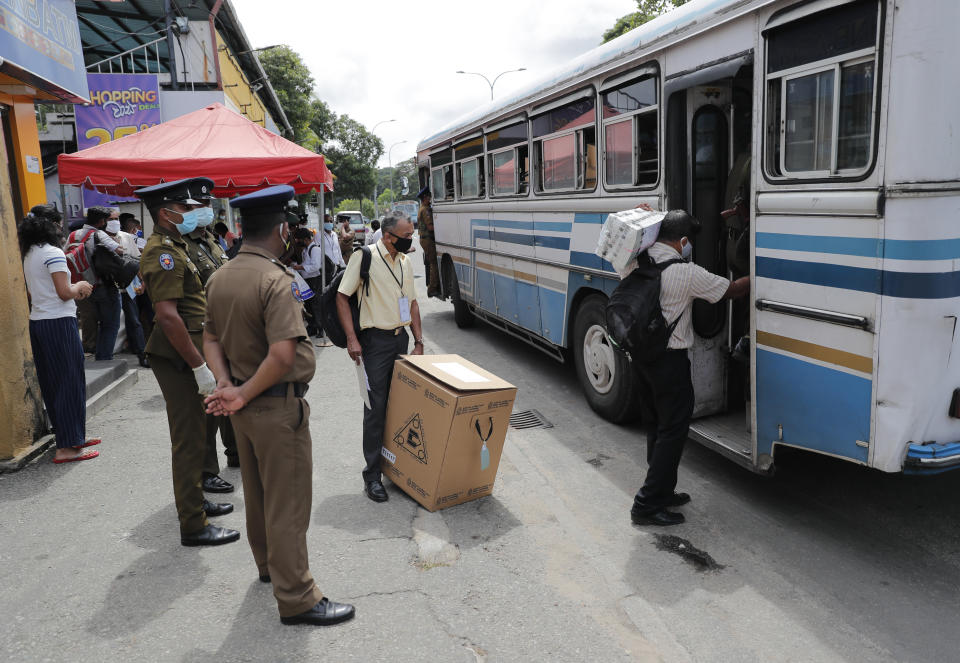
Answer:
[{"left": 1, "top": 242, "right": 957, "bottom": 662}]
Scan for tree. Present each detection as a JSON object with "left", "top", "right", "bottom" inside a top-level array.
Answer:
[
  {"left": 258, "top": 46, "right": 316, "bottom": 142},
  {"left": 602, "top": 0, "right": 690, "bottom": 43},
  {"left": 326, "top": 148, "right": 376, "bottom": 203}
]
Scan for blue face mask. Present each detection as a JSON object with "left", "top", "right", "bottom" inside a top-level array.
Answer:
[
  {"left": 136, "top": 229, "right": 144, "bottom": 238},
  {"left": 167, "top": 208, "right": 200, "bottom": 234},
  {"left": 323, "top": 222, "right": 334, "bottom": 231},
  {"left": 195, "top": 207, "right": 215, "bottom": 228}
]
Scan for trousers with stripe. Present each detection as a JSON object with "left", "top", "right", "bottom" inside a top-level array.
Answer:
[{"left": 29, "top": 316, "right": 86, "bottom": 448}]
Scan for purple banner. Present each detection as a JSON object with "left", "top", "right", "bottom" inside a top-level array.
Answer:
[{"left": 75, "top": 72, "right": 162, "bottom": 207}]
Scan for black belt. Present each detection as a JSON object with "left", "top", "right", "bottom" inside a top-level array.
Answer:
[{"left": 232, "top": 378, "right": 309, "bottom": 398}]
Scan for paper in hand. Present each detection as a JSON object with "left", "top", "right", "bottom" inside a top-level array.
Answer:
[{"left": 356, "top": 358, "right": 371, "bottom": 409}]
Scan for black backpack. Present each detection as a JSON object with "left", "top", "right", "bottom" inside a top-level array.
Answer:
[
  {"left": 92, "top": 238, "right": 140, "bottom": 288},
  {"left": 605, "top": 254, "right": 685, "bottom": 364},
  {"left": 319, "top": 246, "right": 371, "bottom": 348}
]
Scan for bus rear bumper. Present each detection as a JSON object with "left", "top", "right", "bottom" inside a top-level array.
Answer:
[{"left": 904, "top": 442, "right": 960, "bottom": 475}]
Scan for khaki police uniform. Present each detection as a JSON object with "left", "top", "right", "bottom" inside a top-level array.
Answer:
[
  {"left": 205, "top": 244, "right": 324, "bottom": 617},
  {"left": 185, "top": 228, "right": 238, "bottom": 473},
  {"left": 338, "top": 239, "right": 416, "bottom": 482},
  {"left": 417, "top": 202, "right": 440, "bottom": 295},
  {"left": 140, "top": 225, "right": 210, "bottom": 535}
]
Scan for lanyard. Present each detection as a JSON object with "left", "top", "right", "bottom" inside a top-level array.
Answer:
[{"left": 376, "top": 243, "right": 403, "bottom": 290}]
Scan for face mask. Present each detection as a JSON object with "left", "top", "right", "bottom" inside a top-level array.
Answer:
[
  {"left": 390, "top": 232, "right": 412, "bottom": 253},
  {"left": 167, "top": 208, "right": 200, "bottom": 234},
  {"left": 278, "top": 224, "right": 291, "bottom": 250},
  {"left": 681, "top": 238, "right": 693, "bottom": 261},
  {"left": 323, "top": 222, "right": 334, "bottom": 231},
  {"left": 136, "top": 229, "right": 144, "bottom": 238},
  {"left": 195, "top": 207, "right": 215, "bottom": 228}
]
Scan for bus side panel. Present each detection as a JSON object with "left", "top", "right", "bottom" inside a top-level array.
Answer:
[
  {"left": 753, "top": 211, "right": 880, "bottom": 464},
  {"left": 873, "top": 195, "right": 960, "bottom": 473},
  {"left": 538, "top": 263, "right": 568, "bottom": 345},
  {"left": 469, "top": 214, "right": 497, "bottom": 314},
  {"left": 515, "top": 258, "right": 542, "bottom": 334}
]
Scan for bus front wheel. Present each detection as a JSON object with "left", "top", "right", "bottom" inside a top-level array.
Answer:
[
  {"left": 572, "top": 295, "right": 641, "bottom": 424},
  {"left": 443, "top": 260, "right": 474, "bottom": 329}
]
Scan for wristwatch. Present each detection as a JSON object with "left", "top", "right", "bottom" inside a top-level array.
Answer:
[{"left": 414, "top": 338, "right": 424, "bottom": 345}]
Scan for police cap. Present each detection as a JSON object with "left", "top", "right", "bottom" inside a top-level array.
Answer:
[
  {"left": 135, "top": 177, "right": 215, "bottom": 208},
  {"left": 417, "top": 185, "right": 431, "bottom": 199},
  {"left": 230, "top": 184, "right": 295, "bottom": 233}
]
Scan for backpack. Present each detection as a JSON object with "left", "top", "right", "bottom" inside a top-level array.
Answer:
[
  {"left": 92, "top": 244, "right": 140, "bottom": 288},
  {"left": 604, "top": 254, "right": 685, "bottom": 364},
  {"left": 64, "top": 229, "right": 96, "bottom": 283},
  {"left": 319, "top": 246, "right": 371, "bottom": 348}
]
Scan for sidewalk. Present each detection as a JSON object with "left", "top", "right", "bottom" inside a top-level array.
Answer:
[{"left": 0, "top": 357, "right": 139, "bottom": 473}]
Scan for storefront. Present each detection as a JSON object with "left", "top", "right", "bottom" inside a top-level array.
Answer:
[{"left": 0, "top": 0, "right": 89, "bottom": 465}]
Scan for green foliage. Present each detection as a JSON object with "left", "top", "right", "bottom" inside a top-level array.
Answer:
[
  {"left": 334, "top": 198, "right": 361, "bottom": 214},
  {"left": 377, "top": 189, "right": 394, "bottom": 208},
  {"left": 602, "top": 0, "right": 690, "bottom": 43},
  {"left": 361, "top": 199, "right": 375, "bottom": 219},
  {"left": 258, "top": 46, "right": 315, "bottom": 143}
]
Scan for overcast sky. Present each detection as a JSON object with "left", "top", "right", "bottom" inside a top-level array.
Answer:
[{"left": 230, "top": 0, "right": 635, "bottom": 167}]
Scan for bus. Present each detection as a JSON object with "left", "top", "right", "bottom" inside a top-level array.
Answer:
[{"left": 416, "top": 0, "right": 960, "bottom": 475}]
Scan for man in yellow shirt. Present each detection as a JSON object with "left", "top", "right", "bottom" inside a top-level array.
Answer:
[{"left": 336, "top": 211, "right": 424, "bottom": 502}]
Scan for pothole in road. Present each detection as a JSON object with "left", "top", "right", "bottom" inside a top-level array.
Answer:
[{"left": 653, "top": 534, "right": 724, "bottom": 572}]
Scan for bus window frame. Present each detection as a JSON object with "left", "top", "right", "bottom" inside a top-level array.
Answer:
[
  {"left": 532, "top": 91, "right": 598, "bottom": 196},
  {"left": 431, "top": 164, "right": 454, "bottom": 202},
  {"left": 600, "top": 71, "right": 660, "bottom": 192},
  {"left": 456, "top": 155, "right": 484, "bottom": 200},
  {"left": 487, "top": 145, "right": 522, "bottom": 198},
  {"left": 762, "top": 0, "right": 884, "bottom": 184}
]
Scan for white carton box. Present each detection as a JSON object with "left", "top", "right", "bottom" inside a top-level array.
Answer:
[{"left": 595, "top": 209, "right": 665, "bottom": 276}]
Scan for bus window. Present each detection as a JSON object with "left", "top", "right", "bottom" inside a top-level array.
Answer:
[
  {"left": 764, "top": 0, "right": 880, "bottom": 178},
  {"left": 486, "top": 121, "right": 528, "bottom": 197},
  {"left": 431, "top": 164, "right": 453, "bottom": 201},
  {"left": 532, "top": 93, "right": 596, "bottom": 193},
  {"left": 458, "top": 158, "right": 483, "bottom": 198},
  {"left": 601, "top": 73, "right": 659, "bottom": 188}
]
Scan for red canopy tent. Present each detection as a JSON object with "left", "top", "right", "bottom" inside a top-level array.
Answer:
[{"left": 57, "top": 103, "right": 333, "bottom": 197}]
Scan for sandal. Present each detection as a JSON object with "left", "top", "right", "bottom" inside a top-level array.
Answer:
[{"left": 53, "top": 450, "right": 99, "bottom": 464}]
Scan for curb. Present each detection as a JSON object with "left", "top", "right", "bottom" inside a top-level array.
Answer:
[{"left": 0, "top": 367, "right": 140, "bottom": 474}]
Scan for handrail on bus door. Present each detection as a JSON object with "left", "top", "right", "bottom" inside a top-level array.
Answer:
[{"left": 755, "top": 299, "right": 871, "bottom": 330}]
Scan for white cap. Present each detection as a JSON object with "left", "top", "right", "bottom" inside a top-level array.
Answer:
[{"left": 106, "top": 219, "right": 121, "bottom": 234}]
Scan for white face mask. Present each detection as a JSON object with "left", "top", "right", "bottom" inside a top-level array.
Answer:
[{"left": 681, "top": 238, "right": 693, "bottom": 261}]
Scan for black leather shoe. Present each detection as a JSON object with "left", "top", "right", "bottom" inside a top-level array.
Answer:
[
  {"left": 280, "top": 598, "right": 356, "bottom": 626},
  {"left": 259, "top": 574, "right": 271, "bottom": 583},
  {"left": 180, "top": 524, "right": 241, "bottom": 546},
  {"left": 364, "top": 480, "right": 388, "bottom": 502},
  {"left": 203, "top": 499, "right": 234, "bottom": 517},
  {"left": 631, "top": 508, "right": 685, "bottom": 526},
  {"left": 666, "top": 492, "right": 691, "bottom": 507},
  {"left": 138, "top": 353, "right": 150, "bottom": 368},
  {"left": 226, "top": 456, "right": 241, "bottom": 468},
  {"left": 202, "top": 473, "right": 234, "bottom": 493}
]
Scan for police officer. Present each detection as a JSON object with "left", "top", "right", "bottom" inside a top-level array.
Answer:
[
  {"left": 136, "top": 178, "right": 240, "bottom": 547},
  {"left": 183, "top": 196, "right": 240, "bottom": 483},
  {"left": 417, "top": 186, "right": 440, "bottom": 298},
  {"left": 203, "top": 185, "right": 355, "bottom": 626}
]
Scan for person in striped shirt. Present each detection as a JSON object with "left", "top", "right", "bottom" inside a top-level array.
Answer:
[{"left": 631, "top": 210, "right": 749, "bottom": 526}]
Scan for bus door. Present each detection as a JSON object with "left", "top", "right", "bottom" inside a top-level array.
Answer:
[{"left": 665, "top": 56, "right": 756, "bottom": 462}]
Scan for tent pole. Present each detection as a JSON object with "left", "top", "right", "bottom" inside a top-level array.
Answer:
[{"left": 317, "top": 184, "right": 329, "bottom": 345}]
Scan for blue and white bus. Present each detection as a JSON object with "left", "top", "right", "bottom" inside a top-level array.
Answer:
[{"left": 416, "top": 0, "right": 960, "bottom": 475}]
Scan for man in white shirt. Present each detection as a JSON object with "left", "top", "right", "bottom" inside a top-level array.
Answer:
[
  {"left": 321, "top": 221, "right": 346, "bottom": 276},
  {"left": 365, "top": 219, "right": 381, "bottom": 246},
  {"left": 631, "top": 210, "right": 749, "bottom": 527},
  {"left": 74, "top": 206, "right": 123, "bottom": 360}
]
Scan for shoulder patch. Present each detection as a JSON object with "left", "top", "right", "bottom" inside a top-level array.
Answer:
[
  {"left": 159, "top": 253, "right": 175, "bottom": 271},
  {"left": 290, "top": 280, "right": 303, "bottom": 302}
]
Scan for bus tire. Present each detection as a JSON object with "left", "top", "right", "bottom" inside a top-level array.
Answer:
[
  {"left": 444, "top": 260, "right": 474, "bottom": 329},
  {"left": 572, "top": 295, "right": 641, "bottom": 424}
]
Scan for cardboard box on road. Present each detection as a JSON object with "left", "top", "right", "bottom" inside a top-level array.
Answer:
[{"left": 380, "top": 354, "right": 517, "bottom": 511}]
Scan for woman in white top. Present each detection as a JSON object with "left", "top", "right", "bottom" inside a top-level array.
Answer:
[{"left": 19, "top": 213, "right": 99, "bottom": 464}]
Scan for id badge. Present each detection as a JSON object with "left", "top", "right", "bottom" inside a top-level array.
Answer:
[{"left": 398, "top": 296, "right": 411, "bottom": 323}]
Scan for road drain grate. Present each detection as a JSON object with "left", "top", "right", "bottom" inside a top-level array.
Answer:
[{"left": 509, "top": 409, "right": 553, "bottom": 430}]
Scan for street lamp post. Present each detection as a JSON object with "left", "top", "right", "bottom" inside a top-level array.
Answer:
[
  {"left": 388, "top": 140, "right": 407, "bottom": 206},
  {"left": 372, "top": 119, "right": 396, "bottom": 218},
  {"left": 456, "top": 68, "right": 526, "bottom": 100}
]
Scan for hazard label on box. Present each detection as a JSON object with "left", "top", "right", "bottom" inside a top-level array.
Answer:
[{"left": 393, "top": 413, "right": 428, "bottom": 464}]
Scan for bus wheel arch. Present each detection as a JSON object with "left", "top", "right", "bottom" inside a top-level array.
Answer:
[{"left": 569, "top": 292, "right": 642, "bottom": 424}]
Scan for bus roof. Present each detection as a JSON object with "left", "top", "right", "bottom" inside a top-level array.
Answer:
[{"left": 417, "top": 0, "right": 773, "bottom": 153}]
